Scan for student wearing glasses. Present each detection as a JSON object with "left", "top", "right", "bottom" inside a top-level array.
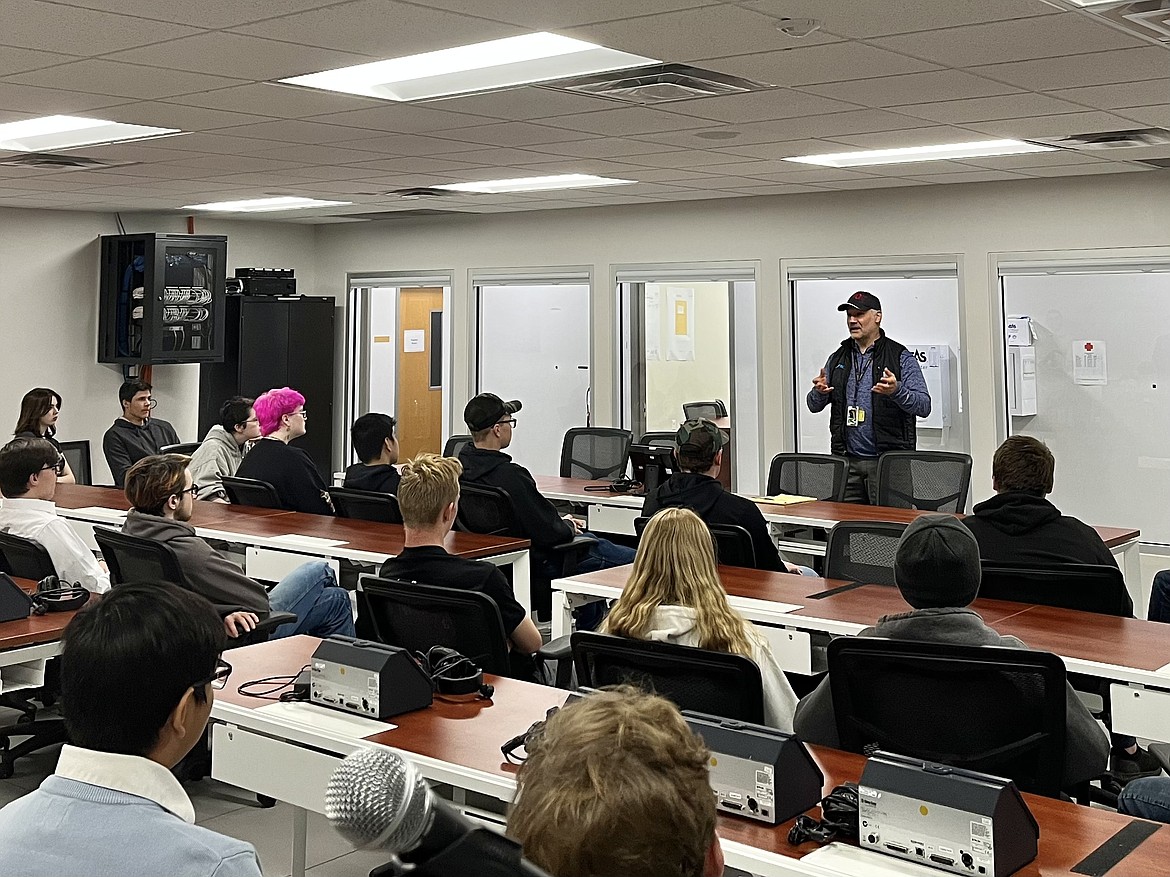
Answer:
[
  {"left": 102, "top": 378, "right": 181, "bottom": 488},
  {"left": 235, "top": 386, "right": 332, "bottom": 515},
  {"left": 0, "top": 582, "right": 262, "bottom": 877},
  {"left": 188, "top": 396, "right": 263, "bottom": 502},
  {"left": 13, "top": 387, "right": 75, "bottom": 483},
  {"left": 0, "top": 438, "right": 109, "bottom": 593}
]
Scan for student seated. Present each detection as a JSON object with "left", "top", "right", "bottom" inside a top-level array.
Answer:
[
  {"left": 343, "top": 412, "right": 400, "bottom": 494},
  {"left": 603, "top": 507, "right": 797, "bottom": 732},
  {"left": 507, "top": 686, "right": 724, "bottom": 877},
  {"left": 102, "top": 379, "right": 180, "bottom": 488},
  {"left": 13, "top": 387, "right": 75, "bottom": 483},
  {"left": 0, "top": 438, "right": 109, "bottom": 593},
  {"left": 235, "top": 386, "right": 332, "bottom": 515},
  {"left": 188, "top": 396, "right": 262, "bottom": 502},
  {"left": 376, "top": 453, "right": 541, "bottom": 677},
  {"left": 121, "top": 454, "right": 354, "bottom": 640},
  {"left": 643, "top": 418, "right": 812, "bottom": 574},
  {"left": 0, "top": 582, "right": 262, "bottom": 877},
  {"left": 793, "top": 514, "right": 1109, "bottom": 790},
  {"left": 1119, "top": 775, "right": 1170, "bottom": 823}
]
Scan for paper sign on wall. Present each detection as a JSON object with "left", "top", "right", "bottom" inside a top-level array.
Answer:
[
  {"left": 1073, "top": 340, "right": 1106, "bottom": 385},
  {"left": 403, "top": 329, "right": 425, "bottom": 353},
  {"left": 645, "top": 287, "right": 661, "bottom": 361},
  {"left": 666, "top": 286, "right": 695, "bottom": 361}
]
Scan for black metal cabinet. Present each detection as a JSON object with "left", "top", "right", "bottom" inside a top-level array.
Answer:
[
  {"left": 198, "top": 296, "right": 335, "bottom": 477},
  {"left": 98, "top": 233, "right": 227, "bottom": 365}
]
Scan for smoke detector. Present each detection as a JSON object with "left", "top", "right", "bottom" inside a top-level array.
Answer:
[{"left": 540, "top": 64, "right": 773, "bottom": 105}]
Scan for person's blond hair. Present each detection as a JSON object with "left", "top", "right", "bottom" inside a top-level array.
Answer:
[
  {"left": 604, "top": 507, "right": 754, "bottom": 656},
  {"left": 397, "top": 453, "right": 461, "bottom": 527},
  {"left": 507, "top": 686, "right": 716, "bottom": 877}
]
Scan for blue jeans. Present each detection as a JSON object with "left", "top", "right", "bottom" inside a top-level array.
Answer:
[
  {"left": 1118, "top": 777, "right": 1170, "bottom": 823},
  {"left": 542, "top": 532, "right": 636, "bottom": 631},
  {"left": 1150, "top": 570, "right": 1170, "bottom": 623},
  {"left": 268, "top": 561, "right": 355, "bottom": 639}
]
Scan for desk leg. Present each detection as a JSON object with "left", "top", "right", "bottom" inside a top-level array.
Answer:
[
  {"left": 513, "top": 550, "right": 531, "bottom": 618},
  {"left": 292, "top": 805, "right": 308, "bottom": 877},
  {"left": 551, "top": 589, "right": 572, "bottom": 640},
  {"left": 1114, "top": 540, "right": 1144, "bottom": 618}
]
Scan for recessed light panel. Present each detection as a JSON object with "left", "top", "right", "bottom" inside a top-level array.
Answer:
[
  {"left": 784, "top": 140, "right": 1055, "bottom": 168},
  {"left": 0, "top": 115, "right": 181, "bottom": 152},
  {"left": 181, "top": 196, "right": 351, "bottom": 212},
  {"left": 280, "top": 32, "right": 658, "bottom": 102},
  {"left": 431, "top": 174, "right": 635, "bottom": 194}
]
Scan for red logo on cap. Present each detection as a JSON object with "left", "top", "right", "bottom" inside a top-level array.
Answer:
[{"left": 853, "top": 292, "right": 864, "bottom": 299}]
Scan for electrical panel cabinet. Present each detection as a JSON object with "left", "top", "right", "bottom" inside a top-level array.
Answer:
[{"left": 98, "top": 233, "right": 227, "bottom": 365}]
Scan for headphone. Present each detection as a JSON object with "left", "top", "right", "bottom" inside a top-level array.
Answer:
[
  {"left": 32, "top": 575, "right": 90, "bottom": 614},
  {"left": 417, "top": 646, "right": 494, "bottom": 699}
]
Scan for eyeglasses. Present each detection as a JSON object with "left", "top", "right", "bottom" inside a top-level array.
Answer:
[
  {"left": 174, "top": 485, "right": 198, "bottom": 499},
  {"left": 194, "top": 658, "right": 232, "bottom": 691},
  {"left": 292, "top": 409, "right": 307, "bottom": 420},
  {"left": 40, "top": 457, "right": 66, "bottom": 477},
  {"left": 497, "top": 418, "right": 517, "bottom": 428}
]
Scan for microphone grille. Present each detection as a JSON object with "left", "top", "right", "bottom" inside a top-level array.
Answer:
[{"left": 325, "top": 748, "right": 431, "bottom": 851}]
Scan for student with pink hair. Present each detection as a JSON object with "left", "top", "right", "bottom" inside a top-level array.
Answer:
[{"left": 235, "top": 387, "right": 332, "bottom": 515}]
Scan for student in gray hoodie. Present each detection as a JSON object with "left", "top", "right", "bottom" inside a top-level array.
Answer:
[
  {"left": 792, "top": 514, "right": 1109, "bottom": 791},
  {"left": 188, "top": 397, "right": 262, "bottom": 502}
]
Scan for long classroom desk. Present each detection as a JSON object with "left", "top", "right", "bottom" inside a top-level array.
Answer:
[
  {"left": 551, "top": 565, "right": 1170, "bottom": 744},
  {"left": 534, "top": 475, "right": 1145, "bottom": 613},
  {"left": 210, "top": 635, "right": 1170, "bottom": 877},
  {"left": 0, "top": 577, "right": 81, "bottom": 698},
  {"left": 50, "top": 484, "right": 534, "bottom": 614}
]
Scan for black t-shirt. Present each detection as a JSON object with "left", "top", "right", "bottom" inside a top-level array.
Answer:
[
  {"left": 236, "top": 438, "right": 332, "bottom": 515},
  {"left": 377, "top": 545, "right": 525, "bottom": 636}
]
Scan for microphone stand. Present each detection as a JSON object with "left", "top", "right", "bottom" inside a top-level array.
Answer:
[{"left": 369, "top": 827, "right": 551, "bottom": 877}]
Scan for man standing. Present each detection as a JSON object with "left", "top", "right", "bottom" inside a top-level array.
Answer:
[
  {"left": 806, "top": 291, "right": 930, "bottom": 503},
  {"left": 102, "top": 379, "right": 180, "bottom": 488}
]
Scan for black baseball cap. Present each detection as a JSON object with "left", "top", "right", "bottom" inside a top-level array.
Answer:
[
  {"left": 837, "top": 290, "right": 881, "bottom": 312},
  {"left": 675, "top": 418, "right": 727, "bottom": 458},
  {"left": 464, "top": 393, "right": 522, "bottom": 431}
]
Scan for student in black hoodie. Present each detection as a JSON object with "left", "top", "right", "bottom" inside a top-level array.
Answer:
[
  {"left": 642, "top": 419, "right": 811, "bottom": 575},
  {"left": 343, "top": 413, "right": 401, "bottom": 494}
]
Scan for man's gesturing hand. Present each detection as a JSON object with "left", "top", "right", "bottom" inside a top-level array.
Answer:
[
  {"left": 873, "top": 368, "right": 898, "bottom": 396},
  {"left": 812, "top": 368, "right": 832, "bottom": 395}
]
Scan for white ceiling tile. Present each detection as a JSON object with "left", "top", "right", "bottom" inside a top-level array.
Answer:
[
  {"left": 0, "top": 0, "right": 203, "bottom": 53},
  {"left": 248, "top": 143, "right": 391, "bottom": 165},
  {"left": 103, "top": 33, "right": 376, "bottom": 81},
  {"left": 1022, "top": 162, "right": 1149, "bottom": 177},
  {"left": 88, "top": 101, "right": 272, "bottom": 132},
  {"left": 956, "top": 151, "right": 1106, "bottom": 170},
  {"left": 963, "top": 111, "right": 1148, "bottom": 139},
  {"left": 906, "top": 170, "right": 1030, "bottom": 184},
  {"left": 412, "top": 0, "right": 714, "bottom": 29},
  {"left": 533, "top": 107, "right": 717, "bottom": 137},
  {"left": 701, "top": 43, "right": 940, "bottom": 88},
  {"left": 51, "top": 0, "right": 368, "bottom": 28},
  {"left": 771, "top": 109, "right": 937, "bottom": 140},
  {"left": 0, "top": 83, "right": 129, "bottom": 113},
  {"left": 306, "top": 102, "right": 495, "bottom": 134},
  {"left": 665, "top": 88, "right": 862, "bottom": 123},
  {"left": 1115, "top": 105, "right": 1170, "bottom": 129},
  {"left": 823, "top": 126, "right": 991, "bottom": 150},
  {"left": 0, "top": 47, "right": 82, "bottom": 76},
  {"left": 151, "top": 154, "right": 309, "bottom": 174},
  {"left": 711, "top": 139, "right": 846, "bottom": 160},
  {"left": 164, "top": 83, "right": 387, "bottom": 119},
  {"left": 616, "top": 148, "right": 767, "bottom": 168},
  {"left": 871, "top": 13, "right": 1146, "bottom": 68},
  {"left": 740, "top": 167, "right": 879, "bottom": 184},
  {"left": 891, "top": 93, "right": 1089, "bottom": 125},
  {"left": 518, "top": 158, "right": 654, "bottom": 177},
  {"left": 425, "top": 87, "right": 620, "bottom": 121},
  {"left": 209, "top": 119, "right": 382, "bottom": 144},
  {"left": 426, "top": 121, "right": 599, "bottom": 148},
  {"left": 134, "top": 132, "right": 276, "bottom": 155},
  {"left": 412, "top": 146, "right": 561, "bottom": 166},
  {"left": 4, "top": 60, "right": 248, "bottom": 101},
  {"left": 800, "top": 70, "right": 1022, "bottom": 109},
  {"left": 230, "top": 0, "right": 521, "bottom": 55},
  {"left": 280, "top": 165, "right": 390, "bottom": 181},
  {"left": 1049, "top": 80, "right": 1170, "bottom": 112},
  {"left": 343, "top": 156, "right": 500, "bottom": 176},
  {"left": 816, "top": 177, "right": 931, "bottom": 190},
  {"left": 970, "top": 48, "right": 1168, "bottom": 92},
  {"left": 524, "top": 137, "right": 686, "bottom": 159},
  {"left": 728, "top": 183, "right": 827, "bottom": 196},
  {"left": 330, "top": 132, "right": 485, "bottom": 156}
]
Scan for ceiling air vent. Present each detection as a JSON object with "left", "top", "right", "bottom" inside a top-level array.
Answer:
[
  {"left": 539, "top": 64, "right": 773, "bottom": 105},
  {"left": 0, "top": 152, "right": 135, "bottom": 170},
  {"left": 1033, "top": 128, "right": 1170, "bottom": 150},
  {"left": 384, "top": 187, "right": 461, "bottom": 199},
  {"left": 1136, "top": 157, "right": 1170, "bottom": 168},
  {"left": 1046, "top": 0, "right": 1170, "bottom": 43}
]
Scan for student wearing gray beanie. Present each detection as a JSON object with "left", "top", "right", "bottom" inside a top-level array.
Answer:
[{"left": 792, "top": 514, "right": 1108, "bottom": 790}]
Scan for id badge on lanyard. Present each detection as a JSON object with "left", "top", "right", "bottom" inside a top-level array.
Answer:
[{"left": 847, "top": 352, "right": 868, "bottom": 427}]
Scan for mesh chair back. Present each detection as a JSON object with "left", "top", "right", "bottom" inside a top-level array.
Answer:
[
  {"left": 360, "top": 576, "right": 511, "bottom": 676},
  {"left": 876, "top": 451, "right": 973, "bottom": 513},
  {"left": 980, "top": 562, "right": 1133, "bottom": 617},
  {"left": 443, "top": 435, "right": 472, "bottom": 458},
  {"left": 58, "top": 440, "right": 92, "bottom": 486},
  {"left": 93, "top": 527, "right": 184, "bottom": 586},
  {"left": 824, "top": 520, "right": 907, "bottom": 585},
  {"left": 828, "top": 638, "right": 1068, "bottom": 798},
  {"left": 572, "top": 631, "right": 765, "bottom": 724},
  {"left": 560, "top": 427, "right": 633, "bottom": 480},
  {"left": 221, "top": 475, "right": 282, "bottom": 509},
  {"left": 327, "top": 487, "right": 403, "bottom": 524},
  {"left": 455, "top": 483, "right": 519, "bottom": 537},
  {"left": 638, "top": 431, "right": 677, "bottom": 448},
  {"left": 766, "top": 453, "right": 850, "bottom": 501},
  {"left": 682, "top": 400, "right": 727, "bottom": 421},
  {"left": 709, "top": 523, "right": 756, "bottom": 569},
  {"left": 160, "top": 442, "right": 201, "bottom": 456},
  {"left": 0, "top": 532, "right": 58, "bottom": 580}
]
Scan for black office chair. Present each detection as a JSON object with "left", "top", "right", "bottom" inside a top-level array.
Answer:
[
  {"left": 58, "top": 440, "right": 92, "bottom": 486},
  {"left": 560, "top": 427, "right": 633, "bottom": 481},
  {"left": 327, "top": 487, "right": 403, "bottom": 525},
  {"left": 632, "top": 515, "right": 755, "bottom": 569},
  {"left": 824, "top": 520, "right": 907, "bottom": 586},
  {"left": 572, "top": 631, "right": 765, "bottom": 724},
  {"left": 682, "top": 400, "right": 728, "bottom": 421},
  {"left": 443, "top": 434, "right": 472, "bottom": 458},
  {"left": 979, "top": 562, "right": 1133, "bottom": 617},
  {"left": 455, "top": 482, "right": 596, "bottom": 620},
  {"left": 638, "top": 431, "right": 677, "bottom": 448},
  {"left": 221, "top": 475, "right": 282, "bottom": 509},
  {"left": 359, "top": 576, "right": 572, "bottom": 686},
  {"left": 93, "top": 528, "right": 296, "bottom": 643},
  {"left": 828, "top": 637, "right": 1069, "bottom": 798},
  {"left": 0, "top": 531, "right": 58, "bottom": 581},
  {"left": 766, "top": 453, "right": 850, "bottom": 501},
  {"left": 875, "top": 451, "right": 973, "bottom": 513},
  {"left": 160, "top": 442, "right": 202, "bottom": 456}
]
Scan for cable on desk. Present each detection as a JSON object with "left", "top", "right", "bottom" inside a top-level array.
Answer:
[
  {"left": 236, "top": 664, "right": 310, "bottom": 701},
  {"left": 787, "top": 783, "right": 859, "bottom": 846}
]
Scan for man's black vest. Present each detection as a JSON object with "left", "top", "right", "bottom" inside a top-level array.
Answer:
[{"left": 825, "top": 331, "right": 916, "bottom": 456}]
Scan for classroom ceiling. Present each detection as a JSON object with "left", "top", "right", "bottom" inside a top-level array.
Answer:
[{"left": 0, "top": 0, "right": 1168, "bottom": 221}]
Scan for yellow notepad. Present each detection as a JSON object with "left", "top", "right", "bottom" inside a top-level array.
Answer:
[{"left": 749, "top": 494, "right": 818, "bottom": 506}]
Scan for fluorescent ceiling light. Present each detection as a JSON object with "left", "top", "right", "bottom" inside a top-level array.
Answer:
[
  {"left": 432, "top": 174, "right": 635, "bottom": 194},
  {"left": 181, "top": 196, "right": 352, "bottom": 212},
  {"left": 1064, "top": 0, "right": 1123, "bottom": 6},
  {"left": 0, "top": 115, "right": 181, "bottom": 152},
  {"left": 784, "top": 139, "right": 1055, "bottom": 168},
  {"left": 279, "top": 32, "right": 658, "bottom": 101}
]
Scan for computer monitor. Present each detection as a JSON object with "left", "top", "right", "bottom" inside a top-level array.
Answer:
[{"left": 628, "top": 443, "right": 675, "bottom": 495}]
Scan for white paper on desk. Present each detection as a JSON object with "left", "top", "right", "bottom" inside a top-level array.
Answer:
[
  {"left": 731, "top": 597, "right": 802, "bottom": 616},
  {"left": 66, "top": 506, "right": 127, "bottom": 521},
  {"left": 270, "top": 534, "right": 348, "bottom": 548},
  {"left": 196, "top": 529, "right": 258, "bottom": 544},
  {"left": 254, "top": 702, "right": 394, "bottom": 738}
]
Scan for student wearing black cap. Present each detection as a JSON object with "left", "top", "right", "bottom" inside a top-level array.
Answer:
[{"left": 806, "top": 291, "right": 931, "bottom": 503}]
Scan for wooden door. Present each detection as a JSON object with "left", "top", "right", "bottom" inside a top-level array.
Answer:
[{"left": 396, "top": 288, "right": 444, "bottom": 459}]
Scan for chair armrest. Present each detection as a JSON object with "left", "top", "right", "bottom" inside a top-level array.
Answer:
[
  {"left": 254, "top": 611, "right": 297, "bottom": 637},
  {"left": 536, "top": 634, "right": 572, "bottom": 662},
  {"left": 548, "top": 535, "right": 598, "bottom": 578}
]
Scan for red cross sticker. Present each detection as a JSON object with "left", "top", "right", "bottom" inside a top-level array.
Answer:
[{"left": 1084, "top": 342, "right": 1094, "bottom": 352}]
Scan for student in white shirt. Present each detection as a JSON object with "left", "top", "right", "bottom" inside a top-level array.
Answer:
[{"left": 0, "top": 437, "right": 109, "bottom": 592}]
